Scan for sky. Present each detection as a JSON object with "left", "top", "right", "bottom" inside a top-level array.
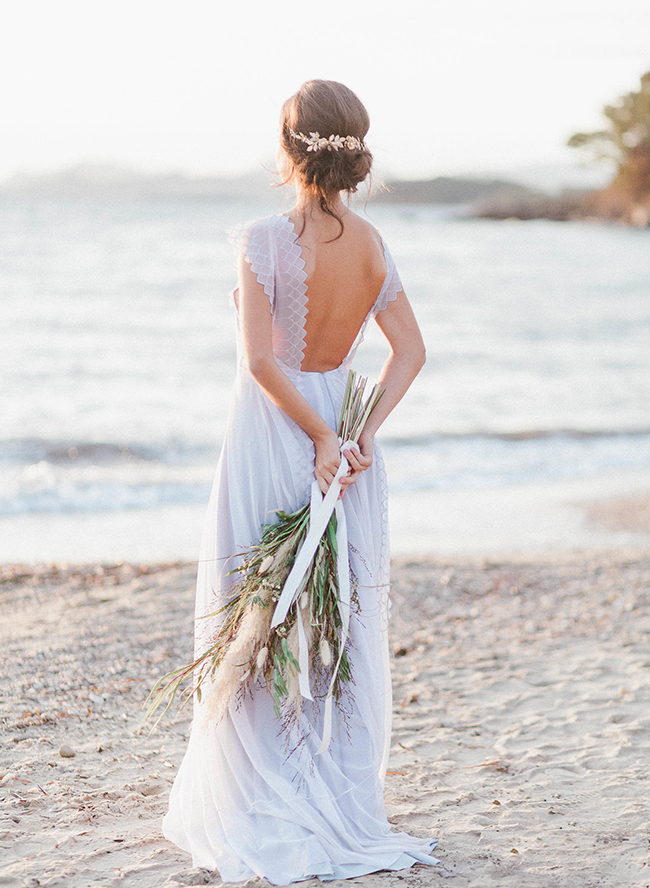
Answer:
[{"left": 1, "top": 0, "right": 649, "bottom": 182}]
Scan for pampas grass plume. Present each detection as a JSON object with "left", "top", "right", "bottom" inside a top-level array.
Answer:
[
  {"left": 258, "top": 555, "right": 274, "bottom": 575},
  {"left": 202, "top": 603, "right": 272, "bottom": 728}
]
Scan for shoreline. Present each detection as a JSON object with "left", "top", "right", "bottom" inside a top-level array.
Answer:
[
  {"left": 389, "top": 465, "right": 650, "bottom": 558},
  {"left": 1, "top": 465, "right": 650, "bottom": 565},
  {"left": 2, "top": 551, "right": 650, "bottom": 886}
]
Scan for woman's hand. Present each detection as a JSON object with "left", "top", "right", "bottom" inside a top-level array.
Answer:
[
  {"left": 339, "top": 430, "right": 373, "bottom": 495},
  {"left": 314, "top": 429, "right": 342, "bottom": 495},
  {"left": 314, "top": 429, "right": 373, "bottom": 497}
]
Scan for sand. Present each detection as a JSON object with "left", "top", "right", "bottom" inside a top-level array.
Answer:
[{"left": 1, "top": 546, "right": 650, "bottom": 887}]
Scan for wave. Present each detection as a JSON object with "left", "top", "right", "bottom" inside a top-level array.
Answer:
[
  {"left": 2, "top": 429, "right": 650, "bottom": 468},
  {"left": 0, "top": 438, "right": 218, "bottom": 467},
  {"left": 381, "top": 428, "right": 650, "bottom": 448},
  {"left": 384, "top": 430, "right": 650, "bottom": 495},
  {"left": 0, "top": 481, "right": 211, "bottom": 518},
  {"left": 2, "top": 430, "right": 650, "bottom": 518}
]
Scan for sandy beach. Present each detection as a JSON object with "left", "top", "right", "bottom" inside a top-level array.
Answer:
[{"left": 2, "top": 517, "right": 650, "bottom": 888}]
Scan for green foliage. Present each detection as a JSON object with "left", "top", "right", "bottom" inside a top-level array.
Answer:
[{"left": 568, "top": 70, "right": 650, "bottom": 169}]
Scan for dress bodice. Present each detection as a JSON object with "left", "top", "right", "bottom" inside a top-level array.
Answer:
[{"left": 229, "top": 214, "right": 403, "bottom": 373}]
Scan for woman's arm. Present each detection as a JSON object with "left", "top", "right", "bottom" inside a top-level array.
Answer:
[
  {"left": 238, "top": 255, "right": 343, "bottom": 494},
  {"left": 365, "top": 288, "right": 426, "bottom": 436},
  {"left": 346, "top": 289, "right": 426, "bottom": 480}
]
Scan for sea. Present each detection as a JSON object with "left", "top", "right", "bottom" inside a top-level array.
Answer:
[{"left": 2, "top": 195, "right": 650, "bottom": 561}]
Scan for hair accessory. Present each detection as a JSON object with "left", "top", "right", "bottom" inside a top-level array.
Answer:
[{"left": 289, "top": 127, "right": 364, "bottom": 152}]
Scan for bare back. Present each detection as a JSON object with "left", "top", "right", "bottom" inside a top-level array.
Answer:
[{"left": 285, "top": 211, "right": 388, "bottom": 372}]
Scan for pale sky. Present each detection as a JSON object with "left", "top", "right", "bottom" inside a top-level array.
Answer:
[{"left": 2, "top": 0, "right": 649, "bottom": 181}]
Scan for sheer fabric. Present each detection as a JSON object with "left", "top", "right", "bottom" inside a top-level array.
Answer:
[{"left": 162, "top": 213, "right": 441, "bottom": 884}]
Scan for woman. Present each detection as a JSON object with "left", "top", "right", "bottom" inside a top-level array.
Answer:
[{"left": 163, "top": 79, "right": 442, "bottom": 883}]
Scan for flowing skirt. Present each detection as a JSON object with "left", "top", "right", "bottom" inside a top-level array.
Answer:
[{"left": 162, "top": 363, "right": 441, "bottom": 884}]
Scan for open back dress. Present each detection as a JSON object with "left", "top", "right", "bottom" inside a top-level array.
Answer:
[{"left": 162, "top": 213, "right": 441, "bottom": 884}]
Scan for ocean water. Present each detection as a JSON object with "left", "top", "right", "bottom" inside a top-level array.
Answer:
[{"left": 2, "top": 196, "right": 650, "bottom": 552}]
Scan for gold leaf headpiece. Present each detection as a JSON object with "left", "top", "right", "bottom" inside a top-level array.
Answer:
[{"left": 288, "top": 127, "right": 365, "bottom": 152}]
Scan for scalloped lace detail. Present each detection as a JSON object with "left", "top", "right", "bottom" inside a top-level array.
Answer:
[
  {"left": 372, "top": 451, "right": 390, "bottom": 641},
  {"left": 372, "top": 238, "right": 403, "bottom": 316},
  {"left": 229, "top": 216, "right": 401, "bottom": 374},
  {"left": 227, "top": 220, "right": 276, "bottom": 307},
  {"left": 228, "top": 215, "right": 308, "bottom": 371},
  {"left": 273, "top": 216, "right": 308, "bottom": 371}
]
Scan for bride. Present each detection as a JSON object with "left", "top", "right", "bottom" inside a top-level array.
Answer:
[{"left": 162, "top": 79, "right": 442, "bottom": 884}]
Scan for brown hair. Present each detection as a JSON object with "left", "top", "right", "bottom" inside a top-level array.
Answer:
[{"left": 279, "top": 80, "right": 373, "bottom": 237}]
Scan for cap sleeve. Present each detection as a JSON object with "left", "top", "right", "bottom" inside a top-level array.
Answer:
[
  {"left": 371, "top": 238, "right": 404, "bottom": 316},
  {"left": 227, "top": 217, "right": 276, "bottom": 308}
]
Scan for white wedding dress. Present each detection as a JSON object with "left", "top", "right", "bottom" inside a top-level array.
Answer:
[{"left": 162, "top": 213, "right": 441, "bottom": 884}]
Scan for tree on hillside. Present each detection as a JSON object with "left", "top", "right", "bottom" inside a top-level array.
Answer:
[{"left": 568, "top": 70, "right": 650, "bottom": 225}]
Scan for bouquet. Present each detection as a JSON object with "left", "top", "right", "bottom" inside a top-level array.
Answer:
[{"left": 145, "top": 370, "right": 383, "bottom": 743}]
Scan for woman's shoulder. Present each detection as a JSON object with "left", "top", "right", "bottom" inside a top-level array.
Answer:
[
  {"left": 227, "top": 212, "right": 279, "bottom": 236},
  {"left": 340, "top": 213, "right": 394, "bottom": 266},
  {"left": 342, "top": 214, "right": 403, "bottom": 309},
  {"left": 342, "top": 212, "right": 396, "bottom": 266},
  {"left": 227, "top": 213, "right": 291, "bottom": 257}
]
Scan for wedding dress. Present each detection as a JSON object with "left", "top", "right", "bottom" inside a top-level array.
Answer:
[{"left": 162, "top": 213, "right": 441, "bottom": 884}]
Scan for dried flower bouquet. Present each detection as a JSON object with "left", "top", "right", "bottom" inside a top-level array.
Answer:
[{"left": 145, "top": 370, "right": 383, "bottom": 731}]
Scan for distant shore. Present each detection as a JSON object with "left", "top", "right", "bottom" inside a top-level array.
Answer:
[
  {"left": 3, "top": 161, "right": 647, "bottom": 226},
  {"left": 0, "top": 164, "right": 535, "bottom": 206},
  {"left": 0, "top": 162, "right": 607, "bottom": 216},
  {"left": 473, "top": 188, "right": 650, "bottom": 227}
]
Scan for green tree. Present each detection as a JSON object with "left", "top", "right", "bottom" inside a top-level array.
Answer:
[{"left": 568, "top": 70, "right": 650, "bottom": 214}]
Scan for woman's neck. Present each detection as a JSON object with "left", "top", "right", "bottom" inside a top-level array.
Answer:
[{"left": 293, "top": 186, "right": 348, "bottom": 219}]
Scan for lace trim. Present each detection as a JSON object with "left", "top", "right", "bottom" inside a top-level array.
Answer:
[
  {"left": 228, "top": 217, "right": 402, "bottom": 373},
  {"left": 228, "top": 215, "right": 308, "bottom": 371},
  {"left": 273, "top": 216, "right": 308, "bottom": 371},
  {"left": 227, "top": 219, "right": 276, "bottom": 308},
  {"left": 371, "top": 238, "right": 403, "bottom": 317},
  {"left": 374, "top": 444, "right": 392, "bottom": 637},
  {"left": 374, "top": 442, "right": 393, "bottom": 781}
]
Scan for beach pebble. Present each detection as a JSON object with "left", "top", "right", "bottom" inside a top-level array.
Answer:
[
  {"left": 170, "top": 869, "right": 214, "bottom": 885},
  {"left": 58, "top": 744, "right": 76, "bottom": 758}
]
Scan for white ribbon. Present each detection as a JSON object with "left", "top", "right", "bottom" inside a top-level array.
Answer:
[
  {"left": 270, "top": 440, "right": 354, "bottom": 628},
  {"left": 315, "top": 497, "right": 351, "bottom": 755},
  {"left": 270, "top": 439, "right": 356, "bottom": 753},
  {"left": 296, "top": 594, "right": 313, "bottom": 701}
]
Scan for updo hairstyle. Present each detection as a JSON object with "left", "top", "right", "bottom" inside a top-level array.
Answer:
[{"left": 279, "top": 80, "right": 373, "bottom": 236}]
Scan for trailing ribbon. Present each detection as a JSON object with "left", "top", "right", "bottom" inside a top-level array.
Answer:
[
  {"left": 270, "top": 440, "right": 354, "bottom": 628},
  {"left": 294, "top": 482, "right": 323, "bottom": 703},
  {"left": 270, "top": 439, "right": 356, "bottom": 753},
  {"left": 315, "top": 497, "right": 350, "bottom": 755},
  {"left": 296, "top": 592, "right": 313, "bottom": 701}
]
